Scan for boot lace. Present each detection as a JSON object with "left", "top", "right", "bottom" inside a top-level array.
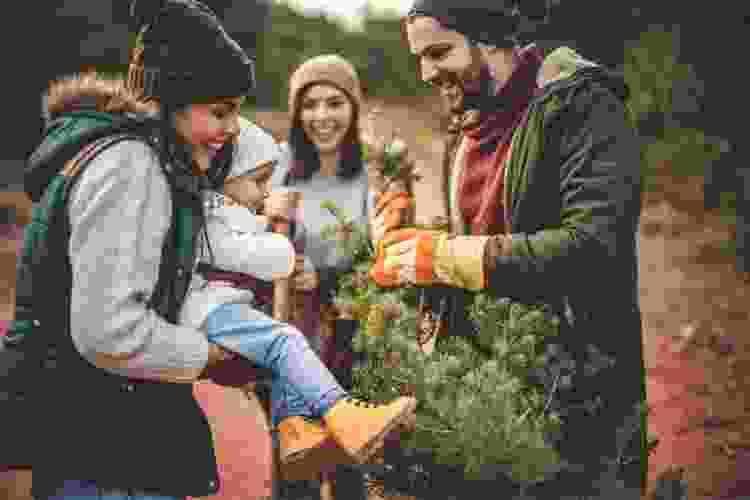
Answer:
[{"left": 345, "top": 397, "right": 383, "bottom": 409}]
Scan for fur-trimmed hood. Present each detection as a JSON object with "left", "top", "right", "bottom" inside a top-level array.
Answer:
[
  {"left": 26, "top": 73, "right": 160, "bottom": 202},
  {"left": 43, "top": 72, "right": 156, "bottom": 122}
]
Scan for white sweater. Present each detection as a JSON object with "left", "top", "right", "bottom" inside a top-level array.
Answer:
[{"left": 179, "top": 117, "right": 296, "bottom": 330}]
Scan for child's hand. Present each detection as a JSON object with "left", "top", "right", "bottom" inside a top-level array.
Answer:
[{"left": 264, "top": 190, "right": 299, "bottom": 221}]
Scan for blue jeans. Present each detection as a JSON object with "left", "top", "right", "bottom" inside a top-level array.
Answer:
[
  {"left": 45, "top": 479, "right": 181, "bottom": 500},
  {"left": 204, "top": 303, "right": 347, "bottom": 426}
]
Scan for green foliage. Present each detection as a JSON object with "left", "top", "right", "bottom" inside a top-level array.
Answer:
[
  {"left": 641, "top": 126, "right": 730, "bottom": 183},
  {"left": 320, "top": 199, "right": 374, "bottom": 263},
  {"left": 320, "top": 201, "right": 565, "bottom": 484},
  {"left": 623, "top": 25, "right": 700, "bottom": 126},
  {"left": 623, "top": 24, "right": 732, "bottom": 215}
]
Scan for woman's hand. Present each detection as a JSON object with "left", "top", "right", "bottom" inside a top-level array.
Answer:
[
  {"left": 292, "top": 255, "right": 319, "bottom": 291},
  {"left": 294, "top": 271, "right": 319, "bottom": 291},
  {"left": 199, "top": 344, "right": 240, "bottom": 382}
]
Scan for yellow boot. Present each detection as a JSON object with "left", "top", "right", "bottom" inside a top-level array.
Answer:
[
  {"left": 322, "top": 396, "right": 417, "bottom": 464},
  {"left": 276, "top": 416, "right": 354, "bottom": 481}
]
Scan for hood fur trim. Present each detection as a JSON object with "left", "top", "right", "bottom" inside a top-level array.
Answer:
[{"left": 43, "top": 72, "right": 157, "bottom": 122}]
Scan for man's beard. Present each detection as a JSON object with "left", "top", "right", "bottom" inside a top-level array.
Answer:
[{"left": 440, "top": 64, "right": 496, "bottom": 117}]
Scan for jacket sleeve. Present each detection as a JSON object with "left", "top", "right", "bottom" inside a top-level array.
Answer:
[
  {"left": 485, "top": 84, "right": 642, "bottom": 301},
  {"left": 67, "top": 140, "right": 210, "bottom": 383},
  {"left": 203, "top": 214, "right": 296, "bottom": 281}
]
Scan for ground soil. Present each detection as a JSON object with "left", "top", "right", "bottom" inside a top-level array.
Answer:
[{"left": 2, "top": 95, "right": 748, "bottom": 500}]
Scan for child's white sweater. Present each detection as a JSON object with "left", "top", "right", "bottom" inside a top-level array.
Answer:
[{"left": 179, "top": 117, "right": 297, "bottom": 330}]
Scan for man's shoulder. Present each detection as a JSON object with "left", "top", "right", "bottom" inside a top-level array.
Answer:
[{"left": 536, "top": 47, "right": 629, "bottom": 111}]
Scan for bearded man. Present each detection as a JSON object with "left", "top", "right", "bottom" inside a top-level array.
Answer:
[{"left": 369, "top": 1, "right": 647, "bottom": 496}]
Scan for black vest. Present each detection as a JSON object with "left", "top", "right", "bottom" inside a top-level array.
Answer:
[{"left": 18, "top": 134, "right": 220, "bottom": 498}]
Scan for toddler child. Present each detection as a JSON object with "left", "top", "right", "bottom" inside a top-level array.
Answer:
[{"left": 180, "top": 123, "right": 416, "bottom": 480}]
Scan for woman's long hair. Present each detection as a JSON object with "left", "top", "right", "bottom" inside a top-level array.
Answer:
[{"left": 286, "top": 83, "right": 364, "bottom": 183}]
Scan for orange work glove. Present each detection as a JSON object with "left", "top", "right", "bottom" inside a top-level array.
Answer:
[
  {"left": 370, "top": 229, "right": 491, "bottom": 291},
  {"left": 371, "top": 190, "right": 411, "bottom": 243}
]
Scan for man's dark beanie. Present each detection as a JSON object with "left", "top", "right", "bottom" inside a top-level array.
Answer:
[
  {"left": 406, "top": 0, "right": 549, "bottom": 47},
  {"left": 127, "top": 0, "right": 255, "bottom": 106}
]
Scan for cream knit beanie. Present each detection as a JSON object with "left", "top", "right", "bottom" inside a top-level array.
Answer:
[{"left": 287, "top": 54, "right": 363, "bottom": 119}]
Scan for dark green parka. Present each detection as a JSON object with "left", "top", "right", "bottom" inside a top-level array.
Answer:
[{"left": 435, "top": 46, "right": 646, "bottom": 494}]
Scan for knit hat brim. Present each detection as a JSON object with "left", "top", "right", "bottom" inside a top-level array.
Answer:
[
  {"left": 406, "top": 0, "right": 521, "bottom": 46},
  {"left": 133, "top": 58, "right": 255, "bottom": 105},
  {"left": 128, "top": 0, "right": 255, "bottom": 105},
  {"left": 287, "top": 55, "right": 362, "bottom": 119}
]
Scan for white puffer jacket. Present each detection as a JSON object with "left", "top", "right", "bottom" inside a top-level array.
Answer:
[{"left": 179, "top": 117, "right": 295, "bottom": 330}]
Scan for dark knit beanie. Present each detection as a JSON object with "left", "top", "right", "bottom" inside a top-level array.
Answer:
[
  {"left": 127, "top": 0, "right": 255, "bottom": 106},
  {"left": 407, "top": 0, "right": 550, "bottom": 47}
]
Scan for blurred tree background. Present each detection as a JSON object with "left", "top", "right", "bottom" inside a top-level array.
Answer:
[
  {"left": 247, "top": 0, "right": 744, "bottom": 264},
  {"left": 51, "top": 0, "right": 749, "bottom": 267}
]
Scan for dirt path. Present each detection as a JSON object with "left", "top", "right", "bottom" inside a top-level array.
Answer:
[{"left": 638, "top": 178, "right": 750, "bottom": 499}]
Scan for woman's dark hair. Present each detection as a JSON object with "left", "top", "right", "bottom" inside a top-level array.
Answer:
[{"left": 286, "top": 83, "right": 363, "bottom": 183}]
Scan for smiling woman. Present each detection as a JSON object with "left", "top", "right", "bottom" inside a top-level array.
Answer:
[
  {"left": 173, "top": 97, "right": 245, "bottom": 174},
  {"left": 299, "top": 85, "right": 355, "bottom": 159},
  {"left": 0, "top": 0, "right": 262, "bottom": 498},
  {"left": 271, "top": 53, "right": 373, "bottom": 498}
]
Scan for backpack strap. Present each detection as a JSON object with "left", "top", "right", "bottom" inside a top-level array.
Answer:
[
  {"left": 61, "top": 134, "right": 197, "bottom": 324},
  {"left": 7, "top": 132, "right": 189, "bottom": 350},
  {"left": 61, "top": 134, "right": 133, "bottom": 180},
  {"left": 146, "top": 174, "right": 200, "bottom": 324}
]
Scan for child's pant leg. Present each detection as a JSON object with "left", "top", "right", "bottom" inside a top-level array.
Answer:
[
  {"left": 205, "top": 303, "right": 347, "bottom": 418},
  {"left": 270, "top": 377, "right": 313, "bottom": 427}
]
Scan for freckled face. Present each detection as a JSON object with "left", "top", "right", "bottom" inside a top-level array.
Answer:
[
  {"left": 173, "top": 96, "right": 245, "bottom": 172},
  {"left": 299, "top": 84, "right": 354, "bottom": 155}
]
